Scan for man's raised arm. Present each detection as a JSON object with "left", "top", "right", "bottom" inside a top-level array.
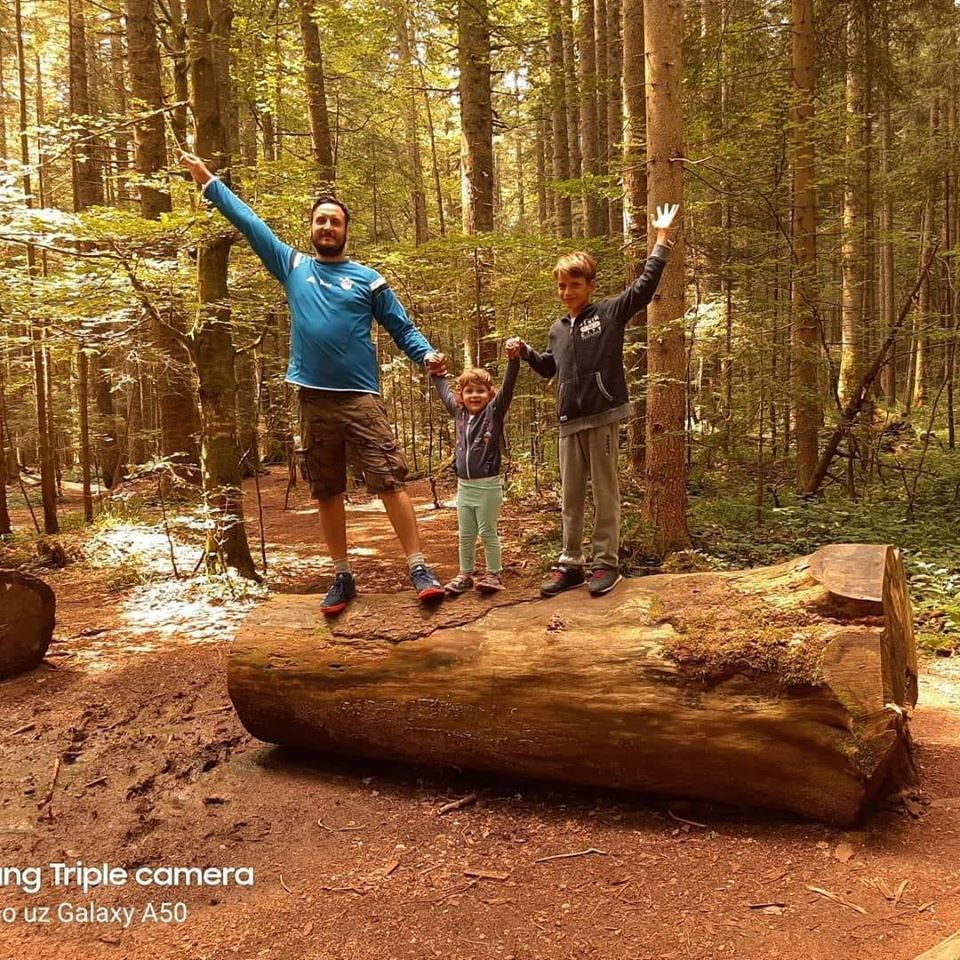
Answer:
[{"left": 179, "top": 151, "right": 296, "bottom": 285}]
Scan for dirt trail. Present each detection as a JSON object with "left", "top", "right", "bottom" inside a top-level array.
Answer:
[{"left": 1, "top": 471, "right": 959, "bottom": 960}]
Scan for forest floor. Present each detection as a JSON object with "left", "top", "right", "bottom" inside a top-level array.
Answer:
[{"left": 1, "top": 470, "right": 959, "bottom": 960}]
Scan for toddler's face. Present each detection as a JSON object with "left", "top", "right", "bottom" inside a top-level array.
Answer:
[
  {"left": 556, "top": 272, "right": 596, "bottom": 317},
  {"left": 462, "top": 382, "right": 494, "bottom": 414}
]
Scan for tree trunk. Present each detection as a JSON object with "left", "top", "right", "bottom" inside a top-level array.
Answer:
[
  {"left": 15, "top": 0, "right": 57, "bottom": 533},
  {"left": 536, "top": 105, "right": 549, "bottom": 228},
  {"left": 561, "top": 0, "right": 581, "bottom": 236},
  {"left": 186, "top": 0, "right": 257, "bottom": 579},
  {"left": 548, "top": 0, "right": 572, "bottom": 238},
  {"left": 913, "top": 196, "right": 934, "bottom": 409},
  {"left": 606, "top": 0, "right": 623, "bottom": 236},
  {"left": 230, "top": 544, "right": 918, "bottom": 827},
  {"left": 164, "top": 0, "right": 190, "bottom": 149},
  {"left": 68, "top": 0, "right": 104, "bottom": 209},
  {"left": 125, "top": 0, "right": 172, "bottom": 218},
  {"left": 641, "top": 0, "right": 688, "bottom": 554},
  {"left": 77, "top": 349, "right": 94, "bottom": 523},
  {"left": 879, "top": 22, "right": 896, "bottom": 405},
  {"left": 458, "top": 0, "right": 494, "bottom": 233},
  {"left": 622, "top": 0, "right": 646, "bottom": 470},
  {"left": 595, "top": 0, "right": 610, "bottom": 230},
  {"left": 397, "top": 1, "right": 427, "bottom": 244},
  {"left": 0, "top": 372, "right": 11, "bottom": 536},
  {"left": 299, "top": 0, "right": 335, "bottom": 188},
  {"left": 839, "top": 4, "right": 865, "bottom": 406},
  {"left": 791, "top": 0, "right": 820, "bottom": 491},
  {"left": 578, "top": 0, "right": 603, "bottom": 237}
]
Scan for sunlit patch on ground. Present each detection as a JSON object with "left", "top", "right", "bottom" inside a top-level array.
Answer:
[
  {"left": 61, "top": 574, "right": 268, "bottom": 673},
  {"left": 84, "top": 522, "right": 201, "bottom": 583}
]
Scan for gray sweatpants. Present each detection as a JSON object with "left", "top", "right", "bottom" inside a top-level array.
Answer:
[{"left": 558, "top": 421, "right": 620, "bottom": 570}]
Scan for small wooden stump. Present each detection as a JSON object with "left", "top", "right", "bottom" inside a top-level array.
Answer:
[
  {"left": 0, "top": 569, "right": 56, "bottom": 679},
  {"left": 229, "top": 544, "right": 918, "bottom": 825}
]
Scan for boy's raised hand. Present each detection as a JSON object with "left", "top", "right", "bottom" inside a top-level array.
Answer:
[{"left": 651, "top": 203, "right": 680, "bottom": 230}]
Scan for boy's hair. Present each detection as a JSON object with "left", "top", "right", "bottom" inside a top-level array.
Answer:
[
  {"left": 453, "top": 368, "right": 497, "bottom": 406},
  {"left": 553, "top": 251, "right": 597, "bottom": 282},
  {"left": 310, "top": 195, "right": 351, "bottom": 226}
]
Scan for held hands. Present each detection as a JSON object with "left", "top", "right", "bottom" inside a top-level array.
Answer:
[
  {"left": 505, "top": 337, "right": 525, "bottom": 361},
  {"left": 424, "top": 352, "right": 448, "bottom": 376},
  {"left": 178, "top": 149, "right": 214, "bottom": 186},
  {"left": 651, "top": 203, "right": 680, "bottom": 245}
]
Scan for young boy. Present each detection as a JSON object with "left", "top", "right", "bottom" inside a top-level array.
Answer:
[
  {"left": 432, "top": 359, "right": 520, "bottom": 594},
  {"left": 505, "top": 203, "right": 679, "bottom": 598}
]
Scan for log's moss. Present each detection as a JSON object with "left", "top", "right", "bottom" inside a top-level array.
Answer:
[{"left": 655, "top": 578, "right": 829, "bottom": 688}]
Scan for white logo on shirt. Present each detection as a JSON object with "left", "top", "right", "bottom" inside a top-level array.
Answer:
[
  {"left": 340, "top": 278, "right": 354, "bottom": 290},
  {"left": 580, "top": 317, "right": 601, "bottom": 339},
  {"left": 306, "top": 276, "right": 316, "bottom": 284}
]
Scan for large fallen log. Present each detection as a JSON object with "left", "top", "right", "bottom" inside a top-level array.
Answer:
[
  {"left": 1, "top": 569, "right": 56, "bottom": 679},
  {"left": 229, "top": 544, "right": 918, "bottom": 825}
]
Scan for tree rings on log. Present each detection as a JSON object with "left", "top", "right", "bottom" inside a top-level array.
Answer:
[
  {"left": 0, "top": 569, "right": 56, "bottom": 679},
  {"left": 229, "top": 544, "right": 918, "bottom": 825}
]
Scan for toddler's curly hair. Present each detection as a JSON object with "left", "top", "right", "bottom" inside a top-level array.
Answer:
[{"left": 453, "top": 368, "right": 497, "bottom": 407}]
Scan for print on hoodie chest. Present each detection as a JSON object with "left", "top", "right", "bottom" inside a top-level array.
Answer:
[{"left": 578, "top": 316, "right": 601, "bottom": 340}]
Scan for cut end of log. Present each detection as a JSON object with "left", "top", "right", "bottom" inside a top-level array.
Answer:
[
  {"left": 229, "top": 544, "right": 918, "bottom": 826},
  {"left": 1, "top": 569, "right": 56, "bottom": 680}
]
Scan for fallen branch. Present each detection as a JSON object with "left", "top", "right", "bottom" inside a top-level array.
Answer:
[
  {"left": 804, "top": 240, "right": 940, "bottom": 496},
  {"left": 37, "top": 757, "right": 62, "bottom": 809},
  {"left": 667, "top": 809, "right": 708, "bottom": 829},
  {"left": 438, "top": 793, "right": 477, "bottom": 815},
  {"left": 807, "top": 885, "right": 867, "bottom": 915},
  {"left": 535, "top": 848, "right": 609, "bottom": 864}
]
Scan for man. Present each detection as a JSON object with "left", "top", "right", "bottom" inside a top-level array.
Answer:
[{"left": 179, "top": 151, "right": 446, "bottom": 614}]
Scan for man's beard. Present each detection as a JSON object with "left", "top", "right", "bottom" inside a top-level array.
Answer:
[{"left": 312, "top": 233, "right": 347, "bottom": 256}]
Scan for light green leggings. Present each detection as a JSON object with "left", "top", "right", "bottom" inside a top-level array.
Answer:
[{"left": 457, "top": 477, "right": 504, "bottom": 574}]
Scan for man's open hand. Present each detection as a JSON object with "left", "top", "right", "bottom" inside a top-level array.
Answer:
[
  {"left": 178, "top": 150, "right": 214, "bottom": 186},
  {"left": 424, "top": 352, "right": 447, "bottom": 376}
]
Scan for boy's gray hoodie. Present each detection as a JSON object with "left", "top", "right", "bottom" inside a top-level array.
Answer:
[
  {"left": 432, "top": 358, "right": 520, "bottom": 480},
  {"left": 522, "top": 244, "right": 671, "bottom": 436}
]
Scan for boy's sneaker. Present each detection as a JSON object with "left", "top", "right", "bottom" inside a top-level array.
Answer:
[
  {"left": 540, "top": 565, "right": 585, "bottom": 598},
  {"left": 322, "top": 571, "right": 356, "bottom": 616},
  {"left": 411, "top": 563, "right": 445, "bottom": 602},
  {"left": 444, "top": 573, "right": 474, "bottom": 596},
  {"left": 588, "top": 566, "right": 622, "bottom": 596},
  {"left": 475, "top": 572, "right": 504, "bottom": 594}
]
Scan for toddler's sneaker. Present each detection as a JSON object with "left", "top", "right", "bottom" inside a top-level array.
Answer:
[
  {"left": 444, "top": 573, "right": 475, "bottom": 596},
  {"left": 474, "top": 572, "right": 504, "bottom": 594}
]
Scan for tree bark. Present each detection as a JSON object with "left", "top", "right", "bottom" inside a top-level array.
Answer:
[
  {"left": 606, "top": 0, "right": 623, "bottom": 236},
  {"left": 230, "top": 544, "right": 918, "bottom": 827},
  {"left": 561, "top": 0, "right": 581, "bottom": 236},
  {"left": 622, "top": 0, "right": 646, "bottom": 471},
  {"left": 578, "top": 0, "right": 603, "bottom": 237},
  {"left": 547, "top": 0, "right": 572, "bottom": 238},
  {"left": 458, "top": 0, "right": 494, "bottom": 233},
  {"left": 125, "top": 0, "right": 172, "bottom": 218},
  {"left": 0, "top": 371, "right": 11, "bottom": 536},
  {"left": 397, "top": 1, "right": 427, "bottom": 244},
  {"left": 642, "top": 0, "right": 688, "bottom": 554},
  {"left": 839, "top": 3, "right": 866, "bottom": 406},
  {"left": 791, "top": 0, "right": 820, "bottom": 491},
  {"left": 186, "top": 0, "right": 257, "bottom": 579},
  {"left": 68, "top": 0, "right": 104, "bottom": 209},
  {"left": 299, "top": 0, "right": 335, "bottom": 188}
]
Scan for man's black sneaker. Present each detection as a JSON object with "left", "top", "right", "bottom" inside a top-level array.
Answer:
[
  {"left": 411, "top": 563, "right": 445, "bottom": 602},
  {"left": 322, "top": 571, "right": 356, "bottom": 616},
  {"left": 540, "top": 565, "right": 585, "bottom": 598},
  {"left": 588, "top": 566, "right": 622, "bottom": 596}
]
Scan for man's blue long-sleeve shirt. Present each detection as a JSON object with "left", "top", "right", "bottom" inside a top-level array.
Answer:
[{"left": 202, "top": 178, "right": 434, "bottom": 394}]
